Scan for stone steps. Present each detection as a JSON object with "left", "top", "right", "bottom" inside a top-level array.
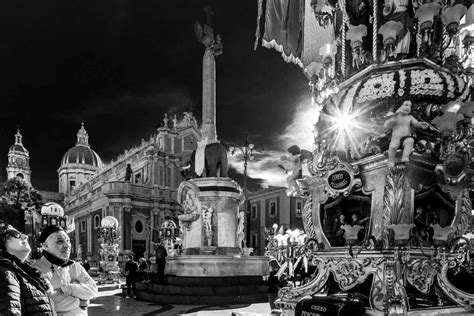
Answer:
[
  {"left": 163, "top": 275, "right": 265, "bottom": 286},
  {"left": 133, "top": 282, "right": 266, "bottom": 296},
  {"left": 127, "top": 275, "right": 269, "bottom": 305},
  {"left": 136, "top": 290, "right": 268, "bottom": 305}
]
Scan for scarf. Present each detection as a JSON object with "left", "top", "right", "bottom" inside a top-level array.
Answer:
[{"left": 43, "top": 250, "right": 74, "bottom": 268}]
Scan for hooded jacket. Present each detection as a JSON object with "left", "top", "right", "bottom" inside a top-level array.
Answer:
[
  {"left": 0, "top": 253, "right": 56, "bottom": 316},
  {"left": 31, "top": 255, "right": 97, "bottom": 315}
]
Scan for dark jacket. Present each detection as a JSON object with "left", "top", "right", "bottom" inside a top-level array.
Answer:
[
  {"left": 124, "top": 260, "right": 139, "bottom": 279},
  {"left": 265, "top": 271, "right": 285, "bottom": 294},
  {"left": 0, "top": 253, "right": 56, "bottom": 316},
  {"left": 156, "top": 245, "right": 167, "bottom": 261}
]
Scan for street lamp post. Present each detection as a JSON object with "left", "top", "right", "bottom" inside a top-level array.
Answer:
[{"left": 229, "top": 134, "right": 255, "bottom": 248}]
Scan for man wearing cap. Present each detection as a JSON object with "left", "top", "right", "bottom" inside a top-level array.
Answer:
[{"left": 32, "top": 225, "right": 97, "bottom": 316}]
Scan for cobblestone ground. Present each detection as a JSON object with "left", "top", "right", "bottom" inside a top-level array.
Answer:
[{"left": 88, "top": 288, "right": 273, "bottom": 316}]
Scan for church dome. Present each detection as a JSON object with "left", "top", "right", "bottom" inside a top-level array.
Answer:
[{"left": 60, "top": 123, "right": 103, "bottom": 168}]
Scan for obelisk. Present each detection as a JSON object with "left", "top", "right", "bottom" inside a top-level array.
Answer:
[
  {"left": 197, "top": 5, "right": 222, "bottom": 143},
  {"left": 202, "top": 48, "right": 217, "bottom": 142}
]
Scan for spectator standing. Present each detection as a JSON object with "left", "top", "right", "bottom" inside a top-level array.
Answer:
[
  {"left": 82, "top": 259, "right": 90, "bottom": 274},
  {"left": 138, "top": 257, "right": 150, "bottom": 283},
  {"left": 124, "top": 255, "right": 138, "bottom": 298},
  {"left": 155, "top": 243, "right": 167, "bottom": 284},
  {"left": 32, "top": 225, "right": 97, "bottom": 316},
  {"left": 0, "top": 223, "right": 56, "bottom": 316},
  {"left": 263, "top": 259, "right": 285, "bottom": 314}
]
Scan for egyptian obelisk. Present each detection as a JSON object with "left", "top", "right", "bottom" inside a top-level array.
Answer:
[{"left": 199, "top": 5, "right": 222, "bottom": 143}]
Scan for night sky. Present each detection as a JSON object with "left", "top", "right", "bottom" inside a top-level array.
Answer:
[{"left": 0, "top": 0, "right": 310, "bottom": 192}]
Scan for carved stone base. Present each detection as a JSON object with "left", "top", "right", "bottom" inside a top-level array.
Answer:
[{"left": 165, "top": 255, "right": 269, "bottom": 277}]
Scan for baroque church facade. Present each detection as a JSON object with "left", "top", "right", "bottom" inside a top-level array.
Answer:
[{"left": 61, "top": 114, "right": 199, "bottom": 261}]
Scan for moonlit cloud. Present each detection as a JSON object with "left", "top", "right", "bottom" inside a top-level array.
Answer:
[
  {"left": 278, "top": 96, "right": 319, "bottom": 151},
  {"left": 227, "top": 96, "right": 319, "bottom": 190}
]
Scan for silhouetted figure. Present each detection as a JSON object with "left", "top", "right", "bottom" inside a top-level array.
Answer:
[
  {"left": 155, "top": 243, "right": 167, "bottom": 284},
  {"left": 125, "top": 164, "right": 133, "bottom": 182},
  {"left": 82, "top": 259, "right": 91, "bottom": 273},
  {"left": 124, "top": 255, "right": 138, "bottom": 298}
]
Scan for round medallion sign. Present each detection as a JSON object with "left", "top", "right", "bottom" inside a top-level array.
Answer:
[{"left": 328, "top": 170, "right": 351, "bottom": 190}]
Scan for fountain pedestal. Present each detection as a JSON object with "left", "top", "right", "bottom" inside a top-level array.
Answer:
[{"left": 167, "top": 177, "right": 268, "bottom": 277}]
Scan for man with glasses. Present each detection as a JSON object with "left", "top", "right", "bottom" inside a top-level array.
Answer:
[
  {"left": 32, "top": 225, "right": 97, "bottom": 316},
  {"left": 0, "top": 223, "right": 56, "bottom": 315}
]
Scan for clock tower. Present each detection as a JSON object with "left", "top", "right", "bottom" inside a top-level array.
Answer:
[{"left": 6, "top": 128, "right": 31, "bottom": 185}]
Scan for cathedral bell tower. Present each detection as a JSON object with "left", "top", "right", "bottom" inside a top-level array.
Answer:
[{"left": 6, "top": 128, "right": 31, "bottom": 185}]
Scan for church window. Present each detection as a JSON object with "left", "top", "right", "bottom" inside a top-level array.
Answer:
[
  {"left": 269, "top": 200, "right": 277, "bottom": 218},
  {"left": 251, "top": 234, "right": 257, "bottom": 250},
  {"left": 69, "top": 180, "right": 76, "bottom": 191},
  {"left": 81, "top": 220, "right": 86, "bottom": 232},
  {"left": 16, "top": 173, "right": 24, "bottom": 179},
  {"left": 251, "top": 204, "right": 257, "bottom": 220},
  {"left": 134, "top": 173, "right": 142, "bottom": 184},
  {"left": 296, "top": 201, "right": 302, "bottom": 217},
  {"left": 135, "top": 220, "right": 143, "bottom": 233},
  {"left": 94, "top": 215, "right": 101, "bottom": 228},
  {"left": 166, "top": 167, "right": 172, "bottom": 187},
  {"left": 159, "top": 167, "right": 164, "bottom": 186}
]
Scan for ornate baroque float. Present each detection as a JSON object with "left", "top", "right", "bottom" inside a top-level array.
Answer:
[{"left": 257, "top": 0, "right": 474, "bottom": 314}]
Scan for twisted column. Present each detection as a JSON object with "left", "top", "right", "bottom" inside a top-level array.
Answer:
[{"left": 373, "top": 0, "right": 378, "bottom": 62}]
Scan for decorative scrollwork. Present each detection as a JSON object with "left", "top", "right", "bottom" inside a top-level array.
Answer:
[
  {"left": 304, "top": 155, "right": 362, "bottom": 202},
  {"left": 437, "top": 260, "right": 474, "bottom": 305},
  {"left": 275, "top": 258, "right": 330, "bottom": 310},
  {"left": 326, "top": 257, "right": 384, "bottom": 290},
  {"left": 405, "top": 258, "right": 440, "bottom": 294},
  {"left": 302, "top": 194, "right": 316, "bottom": 239},
  {"left": 382, "top": 165, "right": 408, "bottom": 247},
  {"left": 454, "top": 189, "right": 471, "bottom": 238}
]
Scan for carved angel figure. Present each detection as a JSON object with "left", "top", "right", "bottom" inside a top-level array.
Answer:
[
  {"left": 382, "top": 99, "right": 429, "bottom": 167},
  {"left": 279, "top": 145, "right": 313, "bottom": 196}
]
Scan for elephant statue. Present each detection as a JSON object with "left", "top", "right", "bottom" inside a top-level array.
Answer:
[{"left": 181, "top": 142, "right": 228, "bottom": 179}]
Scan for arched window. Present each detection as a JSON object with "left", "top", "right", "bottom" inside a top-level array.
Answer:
[
  {"left": 94, "top": 215, "right": 101, "bottom": 228},
  {"left": 81, "top": 220, "right": 86, "bottom": 232},
  {"left": 135, "top": 220, "right": 143, "bottom": 233},
  {"left": 16, "top": 173, "right": 24, "bottom": 179}
]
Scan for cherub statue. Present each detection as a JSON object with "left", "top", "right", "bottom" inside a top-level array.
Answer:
[
  {"left": 383, "top": 99, "right": 429, "bottom": 167},
  {"left": 279, "top": 145, "right": 313, "bottom": 196},
  {"left": 237, "top": 211, "right": 245, "bottom": 249}
]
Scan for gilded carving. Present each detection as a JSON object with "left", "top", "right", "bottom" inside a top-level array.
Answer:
[
  {"left": 437, "top": 260, "right": 474, "bottom": 305},
  {"left": 405, "top": 258, "right": 440, "bottom": 294},
  {"left": 327, "top": 257, "right": 384, "bottom": 290},
  {"left": 382, "top": 165, "right": 408, "bottom": 247},
  {"left": 302, "top": 194, "right": 316, "bottom": 239}
]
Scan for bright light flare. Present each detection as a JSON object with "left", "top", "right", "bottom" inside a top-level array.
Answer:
[{"left": 319, "top": 100, "right": 379, "bottom": 156}]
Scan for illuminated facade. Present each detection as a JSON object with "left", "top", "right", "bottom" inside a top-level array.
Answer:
[{"left": 62, "top": 114, "right": 200, "bottom": 261}]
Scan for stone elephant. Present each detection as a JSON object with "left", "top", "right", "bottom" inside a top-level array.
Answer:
[{"left": 181, "top": 142, "right": 228, "bottom": 179}]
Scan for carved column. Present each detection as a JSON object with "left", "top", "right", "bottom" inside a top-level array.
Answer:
[
  {"left": 123, "top": 206, "right": 132, "bottom": 251},
  {"left": 149, "top": 208, "right": 159, "bottom": 254},
  {"left": 382, "top": 166, "right": 411, "bottom": 247},
  {"left": 86, "top": 215, "right": 92, "bottom": 255},
  {"left": 112, "top": 204, "right": 123, "bottom": 252}
]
